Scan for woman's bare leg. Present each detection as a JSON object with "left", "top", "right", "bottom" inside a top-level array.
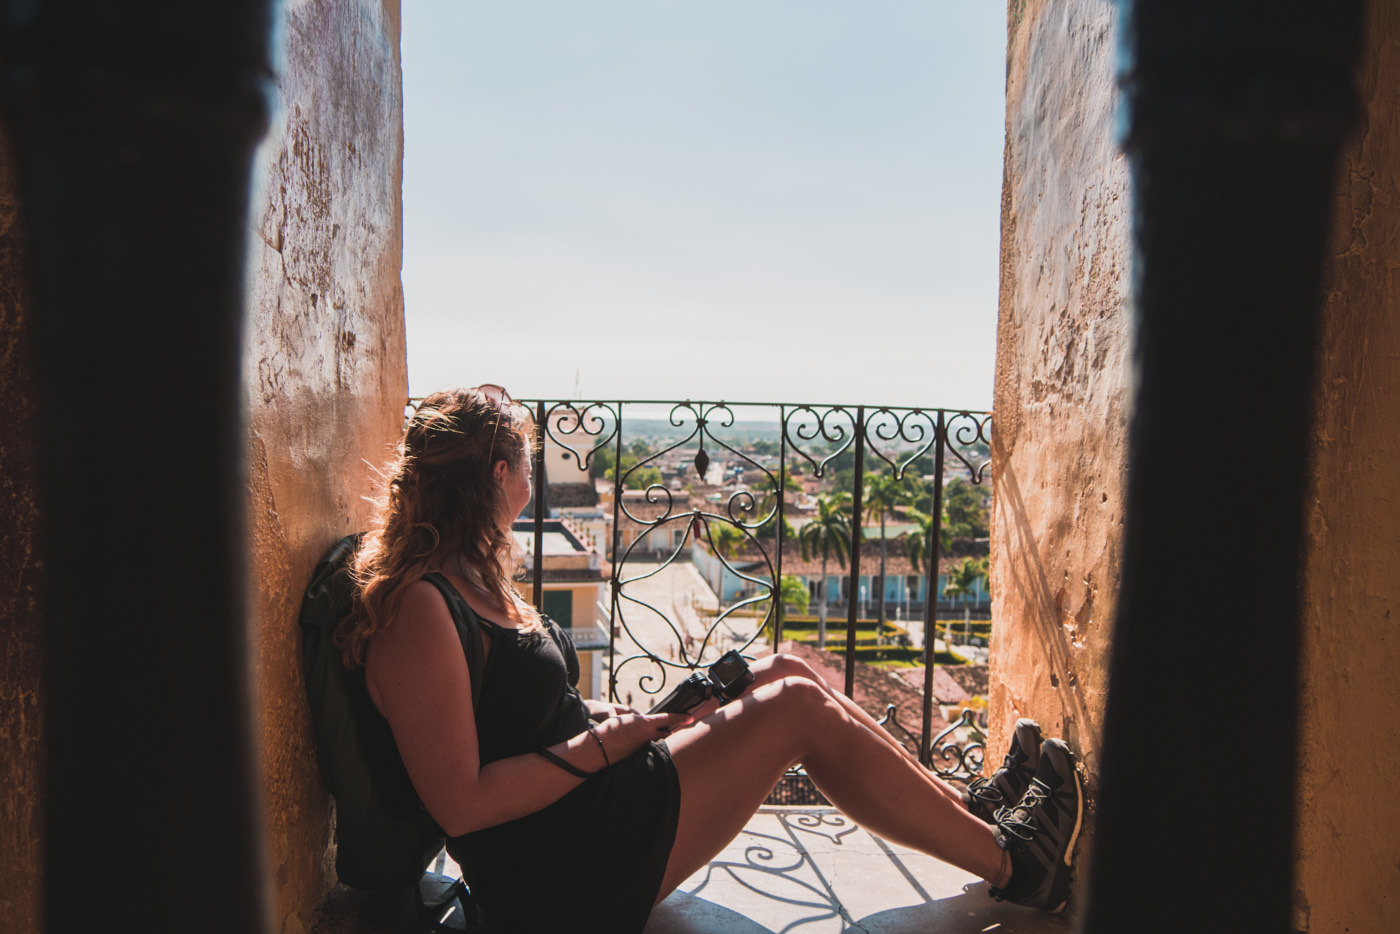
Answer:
[
  {"left": 755, "top": 654, "right": 968, "bottom": 806},
  {"left": 686, "top": 653, "right": 967, "bottom": 807},
  {"left": 655, "top": 674, "right": 1006, "bottom": 903}
]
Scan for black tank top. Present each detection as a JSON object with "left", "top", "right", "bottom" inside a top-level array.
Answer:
[
  {"left": 431, "top": 576, "right": 682, "bottom": 934},
  {"left": 471, "top": 614, "right": 591, "bottom": 762}
]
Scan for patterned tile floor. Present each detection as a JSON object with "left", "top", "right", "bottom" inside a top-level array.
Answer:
[{"left": 643, "top": 807, "right": 1074, "bottom": 934}]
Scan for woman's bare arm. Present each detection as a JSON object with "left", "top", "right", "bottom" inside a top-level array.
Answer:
[{"left": 366, "top": 579, "right": 681, "bottom": 836}]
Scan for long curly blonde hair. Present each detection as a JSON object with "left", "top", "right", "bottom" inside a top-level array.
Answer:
[{"left": 338, "top": 387, "right": 541, "bottom": 667}]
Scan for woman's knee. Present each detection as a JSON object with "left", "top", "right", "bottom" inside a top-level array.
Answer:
[
  {"left": 679, "top": 675, "right": 846, "bottom": 769},
  {"left": 753, "top": 673, "right": 842, "bottom": 725},
  {"left": 753, "top": 652, "right": 821, "bottom": 684}
]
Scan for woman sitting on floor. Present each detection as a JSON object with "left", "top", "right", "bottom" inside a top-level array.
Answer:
[{"left": 339, "top": 386, "right": 1082, "bottom": 933}]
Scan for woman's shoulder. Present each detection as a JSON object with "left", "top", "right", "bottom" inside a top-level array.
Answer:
[
  {"left": 375, "top": 579, "right": 457, "bottom": 642},
  {"left": 363, "top": 577, "right": 473, "bottom": 718},
  {"left": 402, "top": 575, "right": 452, "bottom": 602}
]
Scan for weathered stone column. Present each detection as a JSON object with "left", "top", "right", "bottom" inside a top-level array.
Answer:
[
  {"left": 992, "top": 0, "right": 1132, "bottom": 908},
  {"left": 242, "top": 0, "right": 408, "bottom": 926},
  {"left": 1087, "top": 2, "right": 1361, "bottom": 931},
  {"left": 1295, "top": 2, "right": 1400, "bottom": 929},
  {"left": 0, "top": 3, "right": 274, "bottom": 932},
  {"left": 0, "top": 119, "right": 45, "bottom": 934}
]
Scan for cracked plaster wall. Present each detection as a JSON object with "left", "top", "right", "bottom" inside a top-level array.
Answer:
[
  {"left": 1295, "top": 3, "right": 1400, "bottom": 929},
  {"left": 991, "top": 0, "right": 1130, "bottom": 912},
  {"left": 243, "top": 1, "right": 407, "bottom": 931}
]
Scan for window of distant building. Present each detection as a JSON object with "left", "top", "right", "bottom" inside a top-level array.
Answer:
[{"left": 543, "top": 590, "right": 573, "bottom": 627}]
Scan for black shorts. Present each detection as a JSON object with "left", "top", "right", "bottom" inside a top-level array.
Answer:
[{"left": 450, "top": 740, "right": 681, "bottom": 933}]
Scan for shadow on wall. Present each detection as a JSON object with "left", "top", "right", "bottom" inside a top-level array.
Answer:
[{"left": 991, "top": 452, "right": 1101, "bottom": 791}]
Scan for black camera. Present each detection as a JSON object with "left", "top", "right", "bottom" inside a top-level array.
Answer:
[{"left": 647, "top": 650, "right": 756, "bottom": 715}]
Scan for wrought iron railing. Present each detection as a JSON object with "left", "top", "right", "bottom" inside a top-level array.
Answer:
[{"left": 409, "top": 397, "right": 992, "bottom": 779}]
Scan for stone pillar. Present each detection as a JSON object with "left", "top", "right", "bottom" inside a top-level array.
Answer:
[
  {"left": 1295, "top": 2, "right": 1400, "bottom": 929},
  {"left": 0, "top": 120, "right": 44, "bottom": 934},
  {"left": 992, "top": 0, "right": 1132, "bottom": 906},
  {"left": 242, "top": 1, "right": 408, "bottom": 929},
  {"left": 1086, "top": 1, "right": 1360, "bottom": 931},
  {"left": 0, "top": 3, "right": 276, "bottom": 932},
  {"left": 0, "top": 3, "right": 408, "bottom": 932}
]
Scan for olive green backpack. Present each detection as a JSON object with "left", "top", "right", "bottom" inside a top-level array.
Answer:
[{"left": 299, "top": 533, "right": 486, "bottom": 895}]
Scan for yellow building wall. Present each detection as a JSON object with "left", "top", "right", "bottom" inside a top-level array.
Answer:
[
  {"left": 571, "top": 583, "right": 606, "bottom": 701},
  {"left": 519, "top": 580, "right": 603, "bottom": 629},
  {"left": 1295, "top": 3, "right": 1400, "bottom": 929},
  {"left": 571, "top": 583, "right": 601, "bottom": 630}
]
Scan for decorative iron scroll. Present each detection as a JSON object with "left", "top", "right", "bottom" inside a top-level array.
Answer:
[
  {"left": 543, "top": 401, "right": 618, "bottom": 472},
  {"left": 783, "top": 405, "right": 991, "bottom": 484},
  {"left": 783, "top": 405, "right": 857, "bottom": 478},
  {"left": 878, "top": 705, "right": 986, "bottom": 783},
  {"left": 944, "top": 411, "right": 993, "bottom": 483},
  {"left": 404, "top": 395, "right": 992, "bottom": 773},
  {"left": 610, "top": 510, "right": 777, "bottom": 703},
  {"left": 607, "top": 402, "right": 788, "bottom": 704},
  {"left": 862, "top": 407, "right": 940, "bottom": 480},
  {"left": 928, "top": 709, "right": 987, "bottom": 782}
]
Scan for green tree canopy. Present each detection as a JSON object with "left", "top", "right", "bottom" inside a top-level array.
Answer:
[
  {"left": 943, "top": 477, "right": 989, "bottom": 540},
  {"left": 943, "top": 555, "right": 986, "bottom": 603},
  {"left": 777, "top": 575, "right": 810, "bottom": 615},
  {"left": 705, "top": 521, "right": 744, "bottom": 560},
  {"left": 591, "top": 446, "right": 663, "bottom": 489}
]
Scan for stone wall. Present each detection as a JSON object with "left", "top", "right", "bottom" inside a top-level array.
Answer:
[
  {"left": 244, "top": 0, "right": 406, "bottom": 930},
  {"left": 0, "top": 124, "right": 44, "bottom": 934},
  {"left": 1295, "top": 2, "right": 1400, "bottom": 929},
  {"left": 996, "top": 1, "right": 1400, "bottom": 927},
  {"left": 990, "top": 0, "right": 1131, "bottom": 908},
  {"left": 0, "top": 4, "right": 406, "bottom": 931}
]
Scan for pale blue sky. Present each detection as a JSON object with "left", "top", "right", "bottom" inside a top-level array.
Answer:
[{"left": 401, "top": 1, "right": 1006, "bottom": 410}]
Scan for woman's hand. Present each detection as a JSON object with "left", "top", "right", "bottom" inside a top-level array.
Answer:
[
  {"left": 589, "top": 712, "right": 694, "bottom": 765},
  {"left": 584, "top": 699, "right": 640, "bottom": 721}
]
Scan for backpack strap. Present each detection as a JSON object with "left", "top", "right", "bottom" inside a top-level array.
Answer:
[{"left": 420, "top": 572, "right": 486, "bottom": 710}]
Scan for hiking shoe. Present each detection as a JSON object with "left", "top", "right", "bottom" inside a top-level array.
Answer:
[
  {"left": 963, "top": 718, "right": 1042, "bottom": 824},
  {"left": 988, "top": 738, "right": 1083, "bottom": 912}
]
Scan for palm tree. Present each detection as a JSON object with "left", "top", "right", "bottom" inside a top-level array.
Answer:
[
  {"left": 798, "top": 493, "right": 851, "bottom": 649},
  {"left": 863, "top": 472, "right": 910, "bottom": 627},
  {"left": 754, "top": 468, "right": 802, "bottom": 540},
  {"left": 905, "top": 502, "right": 958, "bottom": 571},
  {"left": 905, "top": 509, "right": 933, "bottom": 576},
  {"left": 707, "top": 520, "right": 744, "bottom": 560},
  {"left": 903, "top": 510, "right": 935, "bottom": 624},
  {"left": 941, "top": 556, "right": 984, "bottom": 645}
]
